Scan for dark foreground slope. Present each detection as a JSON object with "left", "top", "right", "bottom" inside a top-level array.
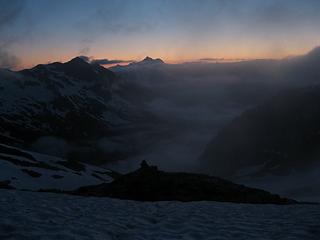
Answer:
[
  {"left": 73, "top": 162, "right": 295, "bottom": 204},
  {"left": 1, "top": 190, "right": 319, "bottom": 240}
]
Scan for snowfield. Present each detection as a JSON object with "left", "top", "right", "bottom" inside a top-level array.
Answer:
[
  {"left": 0, "top": 144, "right": 113, "bottom": 191},
  {"left": 1, "top": 190, "right": 320, "bottom": 240}
]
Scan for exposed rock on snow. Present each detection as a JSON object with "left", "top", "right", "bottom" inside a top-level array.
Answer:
[{"left": 0, "top": 144, "right": 114, "bottom": 191}]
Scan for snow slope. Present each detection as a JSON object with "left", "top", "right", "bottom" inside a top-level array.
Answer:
[
  {"left": 0, "top": 190, "right": 319, "bottom": 240},
  {"left": 233, "top": 162, "right": 320, "bottom": 202},
  {"left": 0, "top": 144, "right": 113, "bottom": 191}
]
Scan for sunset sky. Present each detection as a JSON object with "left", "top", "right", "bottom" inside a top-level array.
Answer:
[{"left": 1, "top": 0, "right": 320, "bottom": 69}]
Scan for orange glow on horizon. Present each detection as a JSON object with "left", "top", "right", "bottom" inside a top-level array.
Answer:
[{"left": 15, "top": 44, "right": 317, "bottom": 71}]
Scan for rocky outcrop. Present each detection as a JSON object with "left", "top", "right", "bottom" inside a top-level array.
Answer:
[
  {"left": 72, "top": 161, "right": 296, "bottom": 204},
  {"left": 0, "top": 180, "right": 15, "bottom": 190}
]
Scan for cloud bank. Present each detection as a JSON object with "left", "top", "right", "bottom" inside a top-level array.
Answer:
[{"left": 79, "top": 55, "right": 132, "bottom": 66}]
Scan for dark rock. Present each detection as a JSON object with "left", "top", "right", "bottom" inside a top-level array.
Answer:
[
  {"left": 94, "top": 170, "right": 122, "bottom": 179},
  {"left": 0, "top": 180, "right": 15, "bottom": 189},
  {"left": 52, "top": 175, "right": 64, "bottom": 179},
  {"left": 140, "top": 160, "right": 149, "bottom": 168},
  {"left": 21, "top": 169, "right": 42, "bottom": 178},
  {"left": 0, "top": 144, "right": 35, "bottom": 161},
  {"left": 0, "top": 153, "right": 61, "bottom": 170},
  {"left": 56, "top": 160, "right": 86, "bottom": 172},
  {"left": 72, "top": 164, "right": 296, "bottom": 204},
  {"left": 91, "top": 173, "right": 105, "bottom": 181}
]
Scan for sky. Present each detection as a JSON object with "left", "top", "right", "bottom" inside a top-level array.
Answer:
[{"left": 1, "top": 0, "right": 320, "bottom": 69}]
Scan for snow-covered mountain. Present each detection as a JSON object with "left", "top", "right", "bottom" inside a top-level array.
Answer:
[
  {"left": 0, "top": 57, "right": 160, "bottom": 164},
  {"left": 0, "top": 57, "right": 128, "bottom": 141}
]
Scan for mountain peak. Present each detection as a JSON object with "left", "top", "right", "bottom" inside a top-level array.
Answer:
[
  {"left": 142, "top": 56, "right": 154, "bottom": 61},
  {"left": 67, "top": 57, "right": 90, "bottom": 66},
  {"left": 140, "top": 56, "right": 164, "bottom": 64},
  {"left": 49, "top": 56, "right": 116, "bottom": 82}
]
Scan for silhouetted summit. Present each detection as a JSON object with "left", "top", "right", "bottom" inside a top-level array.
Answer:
[
  {"left": 135, "top": 56, "right": 165, "bottom": 65},
  {"left": 67, "top": 56, "right": 89, "bottom": 65}
]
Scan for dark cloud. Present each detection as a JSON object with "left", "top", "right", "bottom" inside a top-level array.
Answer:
[
  {"left": 91, "top": 59, "right": 129, "bottom": 65},
  {"left": 0, "top": 0, "right": 23, "bottom": 69},
  {"left": 199, "top": 58, "right": 248, "bottom": 63},
  {"left": 0, "top": 49, "right": 20, "bottom": 69},
  {"left": 78, "top": 55, "right": 132, "bottom": 65},
  {"left": 199, "top": 58, "right": 225, "bottom": 61}
]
